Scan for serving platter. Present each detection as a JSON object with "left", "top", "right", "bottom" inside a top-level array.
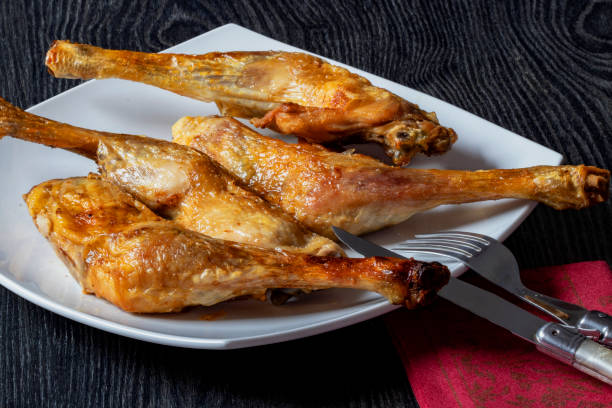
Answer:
[{"left": 0, "top": 24, "right": 562, "bottom": 349}]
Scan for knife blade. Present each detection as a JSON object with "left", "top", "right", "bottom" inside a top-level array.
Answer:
[{"left": 332, "top": 226, "right": 612, "bottom": 384}]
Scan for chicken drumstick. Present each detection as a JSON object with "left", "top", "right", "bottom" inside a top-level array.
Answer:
[
  {"left": 172, "top": 116, "right": 610, "bottom": 238},
  {"left": 0, "top": 97, "right": 341, "bottom": 256},
  {"left": 24, "top": 176, "right": 450, "bottom": 312},
  {"left": 45, "top": 40, "right": 457, "bottom": 165}
]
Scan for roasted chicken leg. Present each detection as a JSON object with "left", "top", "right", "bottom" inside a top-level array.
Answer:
[
  {"left": 0, "top": 97, "right": 341, "bottom": 256},
  {"left": 172, "top": 116, "right": 610, "bottom": 238},
  {"left": 45, "top": 41, "right": 457, "bottom": 165},
  {"left": 24, "top": 176, "right": 450, "bottom": 312}
]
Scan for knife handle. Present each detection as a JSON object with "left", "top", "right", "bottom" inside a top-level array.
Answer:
[
  {"left": 573, "top": 338, "right": 612, "bottom": 384},
  {"left": 536, "top": 323, "right": 612, "bottom": 385}
]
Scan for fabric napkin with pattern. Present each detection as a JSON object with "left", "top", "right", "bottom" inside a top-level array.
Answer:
[{"left": 385, "top": 261, "right": 612, "bottom": 407}]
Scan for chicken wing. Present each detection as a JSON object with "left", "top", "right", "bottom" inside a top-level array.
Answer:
[
  {"left": 0, "top": 97, "right": 341, "bottom": 256},
  {"left": 24, "top": 176, "right": 449, "bottom": 312},
  {"left": 172, "top": 116, "right": 610, "bottom": 238},
  {"left": 45, "top": 41, "right": 457, "bottom": 165}
]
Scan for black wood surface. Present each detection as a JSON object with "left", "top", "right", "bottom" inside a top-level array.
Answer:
[{"left": 1, "top": 1, "right": 610, "bottom": 407}]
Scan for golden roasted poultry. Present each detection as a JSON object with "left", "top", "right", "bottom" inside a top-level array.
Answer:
[
  {"left": 172, "top": 116, "right": 610, "bottom": 238},
  {"left": 24, "top": 176, "right": 450, "bottom": 312},
  {"left": 0, "top": 97, "right": 341, "bottom": 256},
  {"left": 45, "top": 40, "right": 457, "bottom": 165}
]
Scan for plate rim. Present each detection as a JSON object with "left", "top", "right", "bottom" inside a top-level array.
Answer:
[
  {"left": 0, "top": 270, "right": 399, "bottom": 349},
  {"left": 0, "top": 23, "right": 563, "bottom": 349}
]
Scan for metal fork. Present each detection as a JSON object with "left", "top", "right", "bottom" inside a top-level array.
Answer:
[{"left": 394, "top": 231, "right": 612, "bottom": 346}]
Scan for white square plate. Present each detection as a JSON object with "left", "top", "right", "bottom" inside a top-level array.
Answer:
[{"left": 0, "top": 24, "right": 562, "bottom": 349}]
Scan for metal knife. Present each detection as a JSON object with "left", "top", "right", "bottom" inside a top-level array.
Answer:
[{"left": 333, "top": 227, "right": 612, "bottom": 385}]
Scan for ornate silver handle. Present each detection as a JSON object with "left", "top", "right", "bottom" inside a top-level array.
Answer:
[
  {"left": 520, "top": 288, "right": 612, "bottom": 346},
  {"left": 574, "top": 338, "right": 612, "bottom": 384},
  {"left": 535, "top": 323, "right": 612, "bottom": 385}
]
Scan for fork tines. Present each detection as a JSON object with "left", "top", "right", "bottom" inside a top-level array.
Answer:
[{"left": 394, "top": 231, "right": 494, "bottom": 260}]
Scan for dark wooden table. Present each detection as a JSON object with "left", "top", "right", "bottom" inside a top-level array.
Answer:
[{"left": 1, "top": 1, "right": 610, "bottom": 407}]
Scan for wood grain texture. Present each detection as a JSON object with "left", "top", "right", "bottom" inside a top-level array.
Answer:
[{"left": 0, "top": 0, "right": 610, "bottom": 407}]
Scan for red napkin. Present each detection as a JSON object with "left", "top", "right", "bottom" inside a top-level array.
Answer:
[{"left": 385, "top": 261, "right": 612, "bottom": 407}]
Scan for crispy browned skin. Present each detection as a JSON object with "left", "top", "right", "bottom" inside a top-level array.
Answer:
[
  {"left": 24, "top": 176, "right": 449, "bottom": 312},
  {"left": 172, "top": 116, "right": 610, "bottom": 238},
  {"left": 45, "top": 40, "right": 457, "bottom": 165},
  {"left": 0, "top": 97, "right": 341, "bottom": 256}
]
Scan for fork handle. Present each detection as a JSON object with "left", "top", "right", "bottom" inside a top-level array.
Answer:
[
  {"left": 519, "top": 288, "right": 612, "bottom": 346},
  {"left": 579, "top": 311, "right": 612, "bottom": 346}
]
